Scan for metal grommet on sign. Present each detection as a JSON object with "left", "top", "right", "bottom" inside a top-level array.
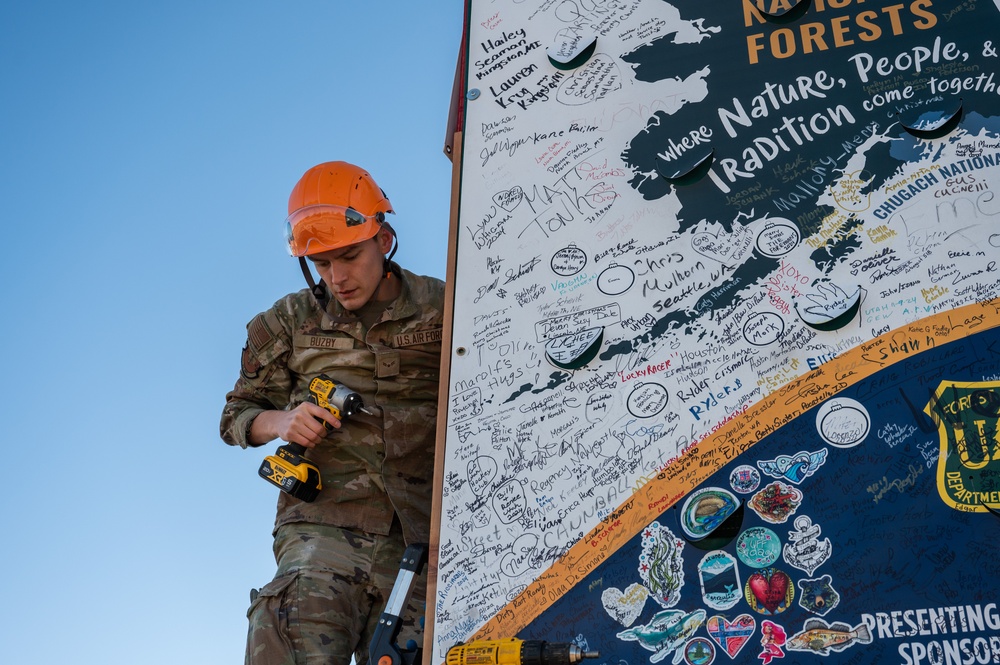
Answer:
[{"left": 466, "top": 89, "right": 480, "bottom": 100}]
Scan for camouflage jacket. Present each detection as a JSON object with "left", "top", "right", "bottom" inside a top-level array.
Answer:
[{"left": 220, "top": 268, "right": 444, "bottom": 544}]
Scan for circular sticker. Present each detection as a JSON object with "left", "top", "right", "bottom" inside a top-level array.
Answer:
[
  {"left": 680, "top": 487, "right": 741, "bottom": 540},
  {"left": 743, "top": 312, "right": 785, "bottom": 347},
  {"left": 816, "top": 398, "right": 870, "bottom": 448},
  {"left": 684, "top": 637, "right": 716, "bottom": 665},
  {"left": 730, "top": 465, "right": 761, "bottom": 494},
  {"left": 736, "top": 527, "right": 781, "bottom": 568},
  {"left": 755, "top": 220, "right": 800, "bottom": 257},
  {"left": 551, "top": 244, "right": 587, "bottom": 276},
  {"left": 597, "top": 262, "right": 635, "bottom": 295},
  {"left": 627, "top": 383, "right": 669, "bottom": 418}
]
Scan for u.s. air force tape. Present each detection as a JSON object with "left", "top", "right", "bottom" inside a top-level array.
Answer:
[{"left": 394, "top": 328, "right": 442, "bottom": 347}]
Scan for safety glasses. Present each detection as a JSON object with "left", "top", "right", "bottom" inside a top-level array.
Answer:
[{"left": 284, "top": 204, "right": 385, "bottom": 257}]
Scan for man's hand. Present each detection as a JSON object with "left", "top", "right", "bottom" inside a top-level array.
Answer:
[{"left": 250, "top": 403, "right": 341, "bottom": 448}]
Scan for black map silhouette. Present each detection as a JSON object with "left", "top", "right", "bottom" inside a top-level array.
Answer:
[{"left": 597, "top": 0, "right": 1000, "bottom": 361}]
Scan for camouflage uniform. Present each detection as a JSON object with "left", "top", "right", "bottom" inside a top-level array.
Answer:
[{"left": 221, "top": 266, "right": 444, "bottom": 665}]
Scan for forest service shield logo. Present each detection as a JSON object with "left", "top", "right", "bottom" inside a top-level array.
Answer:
[{"left": 925, "top": 380, "right": 1000, "bottom": 513}]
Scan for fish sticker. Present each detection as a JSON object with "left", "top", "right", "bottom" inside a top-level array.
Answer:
[
  {"left": 787, "top": 618, "right": 873, "bottom": 655},
  {"left": 618, "top": 609, "right": 707, "bottom": 664}
]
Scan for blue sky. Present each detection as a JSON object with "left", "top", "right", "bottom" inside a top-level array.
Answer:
[{"left": 0, "top": 2, "right": 462, "bottom": 662}]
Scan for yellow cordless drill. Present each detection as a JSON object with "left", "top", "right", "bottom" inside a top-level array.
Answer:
[
  {"left": 257, "top": 374, "right": 372, "bottom": 502},
  {"left": 446, "top": 639, "right": 599, "bottom": 665}
]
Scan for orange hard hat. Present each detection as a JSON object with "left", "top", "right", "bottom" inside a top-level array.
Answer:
[{"left": 284, "top": 161, "right": 394, "bottom": 257}]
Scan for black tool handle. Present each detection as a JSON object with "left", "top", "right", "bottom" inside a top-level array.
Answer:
[{"left": 369, "top": 544, "right": 428, "bottom": 665}]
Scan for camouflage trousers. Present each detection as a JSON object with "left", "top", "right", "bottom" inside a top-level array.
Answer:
[{"left": 245, "top": 521, "right": 425, "bottom": 665}]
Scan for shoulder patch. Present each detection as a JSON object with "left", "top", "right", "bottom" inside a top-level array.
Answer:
[
  {"left": 241, "top": 343, "right": 262, "bottom": 379},
  {"left": 247, "top": 312, "right": 278, "bottom": 353},
  {"left": 241, "top": 310, "right": 289, "bottom": 380}
]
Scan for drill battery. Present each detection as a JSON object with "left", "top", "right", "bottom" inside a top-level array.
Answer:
[{"left": 258, "top": 443, "right": 322, "bottom": 502}]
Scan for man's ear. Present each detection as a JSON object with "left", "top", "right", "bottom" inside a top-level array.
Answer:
[{"left": 377, "top": 226, "right": 395, "bottom": 254}]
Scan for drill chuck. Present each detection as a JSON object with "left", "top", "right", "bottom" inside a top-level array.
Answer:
[
  {"left": 523, "top": 642, "right": 599, "bottom": 665},
  {"left": 338, "top": 390, "right": 371, "bottom": 419}
]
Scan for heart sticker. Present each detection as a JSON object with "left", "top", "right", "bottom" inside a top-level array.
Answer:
[
  {"left": 746, "top": 568, "right": 794, "bottom": 615},
  {"left": 707, "top": 614, "right": 756, "bottom": 658},
  {"left": 601, "top": 583, "right": 648, "bottom": 627}
]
